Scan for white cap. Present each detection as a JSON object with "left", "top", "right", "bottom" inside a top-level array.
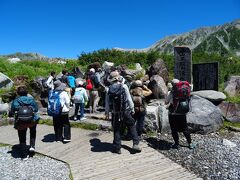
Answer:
[
  {"left": 89, "top": 68, "right": 95, "bottom": 73},
  {"left": 171, "top": 79, "right": 180, "bottom": 84}
]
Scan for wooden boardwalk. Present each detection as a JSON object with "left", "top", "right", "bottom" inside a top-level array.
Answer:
[{"left": 0, "top": 125, "right": 201, "bottom": 180}]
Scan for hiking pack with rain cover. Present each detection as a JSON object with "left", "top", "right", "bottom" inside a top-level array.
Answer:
[
  {"left": 109, "top": 83, "right": 136, "bottom": 125},
  {"left": 108, "top": 83, "right": 126, "bottom": 113},
  {"left": 47, "top": 90, "right": 62, "bottom": 116},
  {"left": 172, "top": 81, "right": 191, "bottom": 114},
  {"left": 131, "top": 87, "right": 145, "bottom": 113}
]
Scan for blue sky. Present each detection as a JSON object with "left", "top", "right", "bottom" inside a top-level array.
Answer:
[{"left": 0, "top": 0, "right": 239, "bottom": 58}]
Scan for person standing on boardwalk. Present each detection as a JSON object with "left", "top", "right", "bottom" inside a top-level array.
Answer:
[
  {"left": 105, "top": 71, "right": 141, "bottom": 154},
  {"left": 130, "top": 80, "right": 152, "bottom": 139},
  {"left": 73, "top": 80, "right": 88, "bottom": 121},
  {"left": 88, "top": 68, "right": 100, "bottom": 113},
  {"left": 48, "top": 80, "right": 71, "bottom": 143},
  {"left": 165, "top": 79, "right": 195, "bottom": 149},
  {"left": 9, "top": 86, "right": 40, "bottom": 160}
]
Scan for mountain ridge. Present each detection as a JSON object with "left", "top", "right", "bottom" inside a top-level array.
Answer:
[{"left": 116, "top": 19, "right": 240, "bottom": 56}]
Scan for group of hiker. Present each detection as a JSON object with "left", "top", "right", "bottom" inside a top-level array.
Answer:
[{"left": 9, "top": 64, "right": 195, "bottom": 159}]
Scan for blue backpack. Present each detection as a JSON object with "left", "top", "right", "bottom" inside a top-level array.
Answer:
[{"left": 47, "top": 91, "right": 62, "bottom": 116}]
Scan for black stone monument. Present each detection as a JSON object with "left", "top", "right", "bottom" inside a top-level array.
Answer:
[
  {"left": 174, "top": 46, "right": 192, "bottom": 83},
  {"left": 192, "top": 62, "right": 219, "bottom": 91}
]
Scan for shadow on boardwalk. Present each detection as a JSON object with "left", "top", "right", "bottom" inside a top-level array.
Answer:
[
  {"left": 42, "top": 133, "right": 56, "bottom": 143},
  {"left": 90, "top": 138, "right": 114, "bottom": 152}
]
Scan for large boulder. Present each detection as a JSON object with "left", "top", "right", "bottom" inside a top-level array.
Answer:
[
  {"left": 102, "top": 61, "right": 114, "bottom": 71},
  {"left": 87, "top": 62, "right": 101, "bottom": 71},
  {"left": 145, "top": 103, "right": 160, "bottom": 132},
  {"left": 0, "top": 103, "right": 9, "bottom": 114},
  {"left": 224, "top": 76, "right": 240, "bottom": 97},
  {"left": 0, "top": 72, "right": 14, "bottom": 89},
  {"left": 148, "top": 75, "right": 168, "bottom": 99},
  {"left": 144, "top": 99, "right": 169, "bottom": 133},
  {"left": 187, "top": 95, "right": 224, "bottom": 134},
  {"left": 12, "top": 75, "right": 28, "bottom": 86},
  {"left": 218, "top": 102, "right": 240, "bottom": 122},
  {"left": 143, "top": 95, "right": 224, "bottom": 134},
  {"left": 158, "top": 102, "right": 170, "bottom": 133},
  {"left": 191, "top": 90, "right": 226, "bottom": 102},
  {"left": 147, "top": 59, "right": 169, "bottom": 83},
  {"left": 73, "top": 66, "right": 84, "bottom": 78},
  {"left": 29, "top": 77, "right": 48, "bottom": 107}
]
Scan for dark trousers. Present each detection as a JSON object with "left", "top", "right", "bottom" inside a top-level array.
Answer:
[
  {"left": 74, "top": 103, "right": 85, "bottom": 118},
  {"left": 169, "top": 114, "right": 191, "bottom": 145},
  {"left": 112, "top": 112, "right": 139, "bottom": 150},
  {"left": 18, "top": 124, "right": 37, "bottom": 147},
  {"left": 53, "top": 113, "right": 71, "bottom": 141},
  {"left": 134, "top": 111, "right": 146, "bottom": 136}
]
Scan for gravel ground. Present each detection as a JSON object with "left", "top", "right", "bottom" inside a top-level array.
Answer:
[
  {"left": 0, "top": 146, "right": 71, "bottom": 180},
  {"left": 146, "top": 130, "right": 240, "bottom": 180}
]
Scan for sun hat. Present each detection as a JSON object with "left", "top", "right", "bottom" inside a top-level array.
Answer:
[
  {"left": 107, "top": 71, "right": 120, "bottom": 83},
  {"left": 54, "top": 80, "right": 66, "bottom": 91},
  {"left": 134, "top": 80, "right": 143, "bottom": 87}
]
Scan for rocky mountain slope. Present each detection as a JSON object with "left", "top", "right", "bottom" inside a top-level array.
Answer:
[
  {"left": 116, "top": 19, "right": 240, "bottom": 56},
  {"left": 0, "top": 52, "right": 67, "bottom": 62}
]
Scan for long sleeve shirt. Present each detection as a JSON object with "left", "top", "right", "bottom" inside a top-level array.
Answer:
[{"left": 46, "top": 76, "right": 54, "bottom": 90}]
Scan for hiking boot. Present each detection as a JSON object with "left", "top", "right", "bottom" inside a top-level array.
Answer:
[
  {"left": 63, "top": 139, "right": 71, "bottom": 143},
  {"left": 80, "top": 117, "right": 87, "bottom": 121},
  {"left": 113, "top": 149, "right": 121, "bottom": 154},
  {"left": 132, "top": 144, "right": 142, "bottom": 152},
  {"left": 170, "top": 143, "right": 179, "bottom": 149},
  {"left": 189, "top": 143, "right": 196, "bottom": 149},
  {"left": 29, "top": 146, "right": 35, "bottom": 152}
]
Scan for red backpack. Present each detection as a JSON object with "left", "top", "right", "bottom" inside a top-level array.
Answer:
[
  {"left": 172, "top": 81, "right": 191, "bottom": 114},
  {"left": 85, "top": 79, "right": 93, "bottom": 90}
]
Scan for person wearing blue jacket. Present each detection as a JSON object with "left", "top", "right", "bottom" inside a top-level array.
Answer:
[{"left": 9, "top": 86, "right": 39, "bottom": 160}]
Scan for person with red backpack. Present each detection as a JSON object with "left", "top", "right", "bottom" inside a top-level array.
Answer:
[
  {"left": 88, "top": 68, "right": 100, "bottom": 113},
  {"left": 165, "top": 79, "right": 195, "bottom": 149}
]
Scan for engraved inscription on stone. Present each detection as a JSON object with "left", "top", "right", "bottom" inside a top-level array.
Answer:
[
  {"left": 192, "top": 62, "right": 219, "bottom": 91},
  {"left": 174, "top": 46, "right": 192, "bottom": 83}
]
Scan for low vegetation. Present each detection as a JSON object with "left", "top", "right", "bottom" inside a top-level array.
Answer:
[{"left": 38, "top": 119, "right": 99, "bottom": 131}]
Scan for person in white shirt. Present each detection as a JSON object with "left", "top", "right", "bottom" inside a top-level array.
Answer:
[
  {"left": 46, "top": 71, "right": 56, "bottom": 90},
  {"left": 52, "top": 80, "right": 71, "bottom": 143}
]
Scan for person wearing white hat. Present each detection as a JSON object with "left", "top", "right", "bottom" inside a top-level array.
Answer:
[
  {"left": 88, "top": 68, "right": 100, "bottom": 113},
  {"left": 73, "top": 80, "right": 88, "bottom": 121}
]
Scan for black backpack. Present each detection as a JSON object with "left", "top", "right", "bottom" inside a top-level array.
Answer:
[
  {"left": 90, "top": 74, "right": 100, "bottom": 89},
  {"left": 17, "top": 105, "right": 34, "bottom": 123},
  {"left": 108, "top": 83, "right": 126, "bottom": 112}
]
